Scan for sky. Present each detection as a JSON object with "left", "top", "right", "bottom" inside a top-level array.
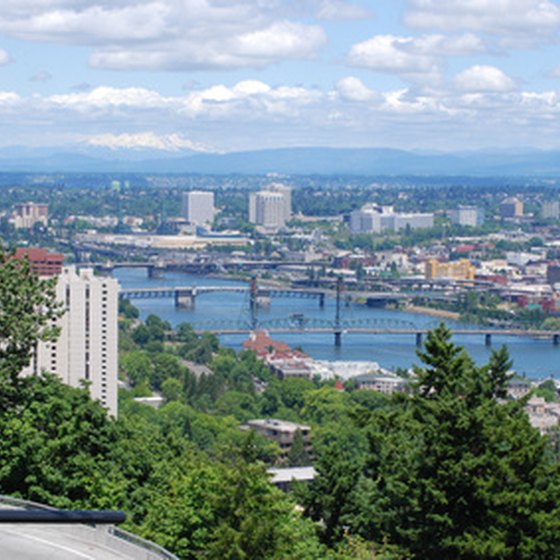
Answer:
[{"left": 1, "top": 0, "right": 560, "bottom": 154}]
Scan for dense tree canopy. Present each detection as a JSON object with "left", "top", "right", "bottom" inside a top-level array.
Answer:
[{"left": 350, "top": 324, "right": 560, "bottom": 559}]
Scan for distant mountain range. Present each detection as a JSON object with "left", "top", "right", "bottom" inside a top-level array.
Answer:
[{"left": 1, "top": 145, "right": 560, "bottom": 176}]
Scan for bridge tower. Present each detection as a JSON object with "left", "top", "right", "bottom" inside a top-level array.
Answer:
[
  {"left": 334, "top": 276, "right": 343, "bottom": 347},
  {"left": 250, "top": 275, "right": 258, "bottom": 330}
]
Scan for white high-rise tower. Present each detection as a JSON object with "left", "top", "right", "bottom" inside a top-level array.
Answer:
[
  {"left": 182, "top": 191, "right": 215, "bottom": 225},
  {"left": 24, "top": 266, "right": 119, "bottom": 416}
]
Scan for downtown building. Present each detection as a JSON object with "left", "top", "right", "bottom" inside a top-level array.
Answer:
[
  {"left": 249, "top": 183, "right": 292, "bottom": 231},
  {"left": 10, "top": 202, "right": 48, "bottom": 229},
  {"left": 182, "top": 190, "right": 215, "bottom": 226},
  {"left": 22, "top": 265, "right": 119, "bottom": 416},
  {"left": 350, "top": 204, "right": 434, "bottom": 234},
  {"left": 447, "top": 206, "right": 485, "bottom": 227}
]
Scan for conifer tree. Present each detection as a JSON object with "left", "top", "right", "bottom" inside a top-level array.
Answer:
[{"left": 354, "top": 323, "right": 560, "bottom": 559}]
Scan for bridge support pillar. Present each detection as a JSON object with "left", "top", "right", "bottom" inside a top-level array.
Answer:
[
  {"left": 485, "top": 333, "right": 492, "bottom": 346},
  {"left": 334, "top": 331, "right": 342, "bottom": 347},
  {"left": 148, "top": 266, "right": 165, "bottom": 279},
  {"left": 416, "top": 332, "right": 423, "bottom": 347},
  {"left": 175, "top": 290, "right": 195, "bottom": 309},
  {"left": 554, "top": 334, "right": 560, "bottom": 346}
]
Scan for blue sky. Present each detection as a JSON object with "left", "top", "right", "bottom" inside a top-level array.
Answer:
[{"left": 1, "top": 0, "right": 560, "bottom": 153}]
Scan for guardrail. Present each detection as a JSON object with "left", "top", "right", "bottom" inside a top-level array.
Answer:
[{"left": 0, "top": 495, "right": 179, "bottom": 560}]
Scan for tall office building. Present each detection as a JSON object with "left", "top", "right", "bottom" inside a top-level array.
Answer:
[
  {"left": 500, "top": 197, "right": 523, "bottom": 218},
  {"left": 249, "top": 184, "right": 291, "bottom": 230},
  {"left": 23, "top": 266, "right": 119, "bottom": 416},
  {"left": 541, "top": 201, "right": 560, "bottom": 220},
  {"left": 11, "top": 202, "right": 48, "bottom": 229},
  {"left": 250, "top": 191, "right": 287, "bottom": 230},
  {"left": 447, "top": 206, "right": 485, "bottom": 227},
  {"left": 182, "top": 191, "right": 215, "bottom": 225}
]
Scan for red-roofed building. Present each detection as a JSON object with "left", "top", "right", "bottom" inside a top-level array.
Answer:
[
  {"left": 243, "top": 331, "right": 312, "bottom": 380},
  {"left": 14, "top": 248, "right": 64, "bottom": 277}
]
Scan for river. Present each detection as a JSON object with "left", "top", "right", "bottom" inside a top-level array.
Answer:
[{"left": 113, "top": 268, "right": 560, "bottom": 379}]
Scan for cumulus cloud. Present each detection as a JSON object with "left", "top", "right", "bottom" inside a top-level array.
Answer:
[
  {"left": 0, "top": 0, "right": 331, "bottom": 71},
  {"left": 87, "top": 132, "right": 214, "bottom": 152},
  {"left": 48, "top": 86, "right": 173, "bottom": 109},
  {"left": 405, "top": 0, "right": 560, "bottom": 43},
  {"left": 454, "top": 65, "right": 516, "bottom": 92},
  {"left": 346, "top": 33, "right": 487, "bottom": 81},
  {"left": 1, "top": 78, "right": 560, "bottom": 151},
  {"left": 335, "top": 76, "right": 379, "bottom": 102},
  {"left": 316, "top": 0, "right": 372, "bottom": 20}
]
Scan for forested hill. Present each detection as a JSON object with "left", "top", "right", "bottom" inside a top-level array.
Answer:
[{"left": 2, "top": 146, "right": 560, "bottom": 175}]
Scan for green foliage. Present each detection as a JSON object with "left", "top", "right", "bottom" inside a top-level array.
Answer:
[
  {"left": 0, "top": 373, "right": 120, "bottom": 508},
  {"left": 0, "top": 248, "right": 63, "bottom": 381},
  {"left": 351, "top": 323, "right": 560, "bottom": 559}
]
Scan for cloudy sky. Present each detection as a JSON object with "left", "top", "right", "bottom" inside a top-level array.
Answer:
[{"left": 1, "top": 0, "right": 560, "bottom": 153}]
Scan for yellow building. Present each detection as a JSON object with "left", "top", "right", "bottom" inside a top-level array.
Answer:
[{"left": 425, "top": 259, "right": 475, "bottom": 281}]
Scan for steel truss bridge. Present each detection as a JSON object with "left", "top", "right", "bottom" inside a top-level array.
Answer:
[
  {"left": 120, "top": 277, "right": 560, "bottom": 347},
  {"left": 190, "top": 316, "right": 560, "bottom": 347},
  {"left": 119, "top": 285, "right": 327, "bottom": 307}
]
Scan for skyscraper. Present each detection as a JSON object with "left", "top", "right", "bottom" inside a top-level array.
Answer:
[
  {"left": 248, "top": 183, "right": 291, "bottom": 230},
  {"left": 23, "top": 266, "right": 119, "bottom": 416},
  {"left": 182, "top": 191, "right": 215, "bottom": 225}
]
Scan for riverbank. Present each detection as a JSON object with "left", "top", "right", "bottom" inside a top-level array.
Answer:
[{"left": 404, "top": 305, "right": 461, "bottom": 321}]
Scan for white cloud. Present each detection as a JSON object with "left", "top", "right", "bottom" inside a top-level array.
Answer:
[
  {"left": 0, "top": 91, "right": 21, "bottom": 106},
  {"left": 0, "top": 48, "right": 11, "bottom": 65},
  {"left": 405, "top": 0, "right": 560, "bottom": 43},
  {"left": 454, "top": 65, "right": 516, "bottom": 92},
  {"left": 0, "top": 1, "right": 330, "bottom": 71},
  {"left": 316, "top": 0, "right": 372, "bottom": 20},
  {"left": 335, "top": 76, "right": 379, "bottom": 102},
  {"left": 48, "top": 86, "right": 173, "bottom": 109},
  {"left": 347, "top": 35, "right": 437, "bottom": 74},
  {"left": 87, "top": 132, "right": 214, "bottom": 152},
  {"left": 2, "top": 79, "right": 560, "bottom": 151},
  {"left": 346, "top": 33, "right": 487, "bottom": 82}
]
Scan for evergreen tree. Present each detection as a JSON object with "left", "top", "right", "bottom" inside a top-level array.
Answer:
[{"left": 354, "top": 324, "right": 560, "bottom": 559}]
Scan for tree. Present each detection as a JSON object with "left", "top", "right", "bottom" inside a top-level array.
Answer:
[
  {"left": 287, "top": 429, "right": 310, "bottom": 467},
  {"left": 353, "top": 324, "right": 560, "bottom": 559},
  {"left": 0, "top": 248, "right": 63, "bottom": 381}
]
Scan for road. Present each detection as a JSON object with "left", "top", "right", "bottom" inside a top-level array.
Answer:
[{"left": 0, "top": 524, "right": 139, "bottom": 560}]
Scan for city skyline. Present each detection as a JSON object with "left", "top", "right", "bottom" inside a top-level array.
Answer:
[{"left": 1, "top": 1, "right": 560, "bottom": 152}]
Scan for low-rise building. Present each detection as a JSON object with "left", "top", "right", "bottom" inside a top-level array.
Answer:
[
  {"left": 245, "top": 418, "right": 313, "bottom": 462},
  {"left": 525, "top": 396, "right": 560, "bottom": 433},
  {"left": 13, "top": 247, "right": 63, "bottom": 277},
  {"left": 353, "top": 372, "right": 406, "bottom": 394},
  {"left": 425, "top": 258, "right": 476, "bottom": 281},
  {"left": 350, "top": 204, "right": 434, "bottom": 234}
]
